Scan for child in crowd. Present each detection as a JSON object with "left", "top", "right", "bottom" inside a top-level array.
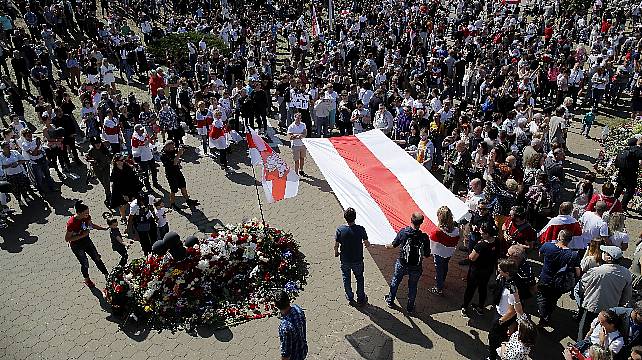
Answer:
[
  {"left": 581, "top": 110, "right": 595, "bottom": 138},
  {"left": 155, "top": 198, "right": 170, "bottom": 240},
  {"left": 108, "top": 218, "right": 133, "bottom": 266}
]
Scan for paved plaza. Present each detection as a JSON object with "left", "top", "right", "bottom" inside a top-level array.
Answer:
[{"left": 0, "top": 116, "right": 640, "bottom": 360}]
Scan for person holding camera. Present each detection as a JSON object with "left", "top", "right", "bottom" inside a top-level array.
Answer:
[
  {"left": 20, "top": 128, "right": 56, "bottom": 193},
  {"left": 0, "top": 140, "right": 31, "bottom": 206},
  {"left": 127, "top": 192, "right": 157, "bottom": 257},
  {"left": 350, "top": 100, "right": 370, "bottom": 134}
]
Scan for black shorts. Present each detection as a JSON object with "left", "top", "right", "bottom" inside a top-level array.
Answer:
[{"left": 167, "top": 172, "right": 186, "bottom": 193}]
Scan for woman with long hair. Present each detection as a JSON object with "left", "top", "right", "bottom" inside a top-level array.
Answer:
[{"left": 429, "top": 206, "right": 460, "bottom": 296}]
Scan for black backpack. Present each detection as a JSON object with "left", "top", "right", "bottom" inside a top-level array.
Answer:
[{"left": 401, "top": 230, "right": 426, "bottom": 267}]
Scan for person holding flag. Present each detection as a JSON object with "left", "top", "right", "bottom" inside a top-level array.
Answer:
[
  {"left": 209, "top": 109, "right": 230, "bottom": 170},
  {"left": 195, "top": 101, "right": 213, "bottom": 156},
  {"left": 246, "top": 127, "right": 299, "bottom": 203}
]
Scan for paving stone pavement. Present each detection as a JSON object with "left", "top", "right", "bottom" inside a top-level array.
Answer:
[{"left": 0, "top": 114, "right": 639, "bottom": 360}]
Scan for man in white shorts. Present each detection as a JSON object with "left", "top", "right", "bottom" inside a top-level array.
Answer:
[{"left": 288, "top": 112, "right": 307, "bottom": 176}]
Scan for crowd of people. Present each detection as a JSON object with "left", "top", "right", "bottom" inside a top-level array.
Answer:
[{"left": 2, "top": 0, "right": 642, "bottom": 358}]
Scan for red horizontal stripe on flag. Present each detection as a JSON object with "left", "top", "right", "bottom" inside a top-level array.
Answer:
[{"left": 329, "top": 136, "right": 437, "bottom": 235}]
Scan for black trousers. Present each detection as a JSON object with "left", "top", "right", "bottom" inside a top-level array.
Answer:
[
  {"left": 536, "top": 283, "right": 563, "bottom": 322},
  {"left": 615, "top": 172, "right": 637, "bottom": 209},
  {"left": 488, "top": 313, "right": 516, "bottom": 360},
  {"left": 70, "top": 238, "right": 109, "bottom": 278},
  {"left": 462, "top": 268, "right": 493, "bottom": 308}
]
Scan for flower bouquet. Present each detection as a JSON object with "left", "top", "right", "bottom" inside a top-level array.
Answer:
[{"left": 105, "top": 220, "right": 309, "bottom": 332}]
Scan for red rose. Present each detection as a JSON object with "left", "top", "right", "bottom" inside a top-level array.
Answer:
[
  {"left": 115, "top": 285, "right": 123, "bottom": 293},
  {"left": 263, "top": 272, "right": 271, "bottom": 281}
]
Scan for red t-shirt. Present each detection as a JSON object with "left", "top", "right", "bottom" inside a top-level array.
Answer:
[
  {"left": 585, "top": 194, "right": 622, "bottom": 213},
  {"left": 66, "top": 215, "right": 92, "bottom": 240}
]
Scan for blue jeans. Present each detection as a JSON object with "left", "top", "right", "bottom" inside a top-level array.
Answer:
[
  {"left": 30, "top": 157, "right": 55, "bottom": 191},
  {"left": 341, "top": 261, "right": 366, "bottom": 303},
  {"left": 387, "top": 259, "right": 423, "bottom": 308},
  {"left": 434, "top": 255, "right": 451, "bottom": 291},
  {"left": 122, "top": 128, "right": 134, "bottom": 154}
]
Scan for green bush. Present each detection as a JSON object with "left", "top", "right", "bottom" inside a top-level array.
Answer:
[{"left": 147, "top": 31, "right": 230, "bottom": 65}]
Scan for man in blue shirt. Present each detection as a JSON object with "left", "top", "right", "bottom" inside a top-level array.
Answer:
[
  {"left": 535, "top": 229, "right": 581, "bottom": 327},
  {"left": 276, "top": 290, "right": 308, "bottom": 360},
  {"left": 334, "top": 207, "right": 370, "bottom": 307},
  {"left": 384, "top": 213, "right": 430, "bottom": 313}
]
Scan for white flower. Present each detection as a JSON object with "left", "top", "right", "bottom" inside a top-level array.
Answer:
[
  {"left": 231, "top": 235, "right": 238, "bottom": 242},
  {"left": 249, "top": 265, "right": 260, "bottom": 278},
  {"left": 197, "top": 260, "right": 210, "bottom": 272}
]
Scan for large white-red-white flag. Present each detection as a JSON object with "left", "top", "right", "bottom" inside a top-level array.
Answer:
[
  {"left": 311, "top": 4, "right": 321, "bottom": 38},
  {"left": 304, "top": 130, "right": 469, "bottom": 245},
  {"left": 246, "top": 128, "right": 299, "bottom": 203}
]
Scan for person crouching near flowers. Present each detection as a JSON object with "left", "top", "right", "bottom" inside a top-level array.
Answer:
[{"left": 429, "top": 206, "right": 460, "bottom": 296}]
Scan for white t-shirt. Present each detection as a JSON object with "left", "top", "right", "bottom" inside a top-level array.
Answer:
[
  {"left": 20, "top": 138, "right": 45, "bottom": 161},
  {"left": 496, "top": 287, "right": 516, "bottom": 316},
  {"left": 589, "top": 318, "right": 624, "bottom": 354},
  {"left": 156, "top": 207, "right": 168, "bottom": 228},
  {"left": 574, "top": 211, "right": 609, "bottom": 249},
  {"left": 287, "top": 122, "right": 306, "bottom": 147},
  {"left": 129, "top": 195, "right": 156, "bottom": 218},
  {"left": 0, "top": 150, "right": 25, "bottom": 176}
]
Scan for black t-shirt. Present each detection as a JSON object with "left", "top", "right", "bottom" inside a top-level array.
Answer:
[
  {"left": 471, "top": 239, "right": 497, "bottom": 272},
  {"left": 160, "top": 150, "right": 180, "bottom": 176},
  {"left": 335, "top": 224, "right": 368, "bottom": 264}
]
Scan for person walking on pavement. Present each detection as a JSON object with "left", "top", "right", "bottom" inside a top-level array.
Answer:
[
  {"left": 334, "top": 207, "right": 371, "bottom": 307},
  {"left": 275, "top": 290, "right": 308, "bottom": 360},
  {"left": 384, "top": 212, "right": 430, "bottom": 312}
]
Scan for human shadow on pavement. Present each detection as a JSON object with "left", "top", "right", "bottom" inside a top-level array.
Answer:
[
  {"left": 184, "top": 207, "right": 224, "bottom": 234},
  {"left": 90, "top": 286, "right": 112, "bottom": 313},
  {"left": 0, "top": 196, "right": 51, "bottom": 252},
  {"left": 345, "top": 324, "right": 393, "bottom": 360},
  {"left": 357, "top": 304, "right": 432, "bottom": 349},
  {"left": 225, "top": 170, "right": 259, "bottom": 187},
  {"left": 415, "top": 312, "right": 485, "bottom": 359},
  {"left": 300, "top": 174, "right": 333, "bottom": 193},
  {"left": 194, "top": 325, "right": 234, "bottom": 341}
]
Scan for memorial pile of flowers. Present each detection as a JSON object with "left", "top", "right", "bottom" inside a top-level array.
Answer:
[
  {"left": 595, "top": 118, "right": 642, "bottom": 210},
  {"left": 105, "top": 220, "right": 309, "bottom": 332}
]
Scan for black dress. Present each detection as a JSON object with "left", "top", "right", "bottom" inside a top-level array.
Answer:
[{"left": 110, "top": 164, "right": 142, "bottom": 208}]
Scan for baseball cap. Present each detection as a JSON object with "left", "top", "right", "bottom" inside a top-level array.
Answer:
[{"left": 600, "top": 245, "right": 623, "bottom": 260}]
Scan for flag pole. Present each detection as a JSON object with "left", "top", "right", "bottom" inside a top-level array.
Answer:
[{"left": 244, "top": 121, "right": 267, "bottom": 227}]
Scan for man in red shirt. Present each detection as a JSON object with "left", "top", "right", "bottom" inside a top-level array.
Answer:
[
  {"left": 148, "top": 67, "right": 165, "bottom": 99},
  {"left": 65, "top": 201, "right": 110, "bottom": 288}
]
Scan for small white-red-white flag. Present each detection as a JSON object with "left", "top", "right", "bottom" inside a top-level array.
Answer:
[
  {"left": 246, "top": 128, "right": 299, "bottom": 203},
  {"left": 311, "top": 4, "right": 321, "bottom": 38}
]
